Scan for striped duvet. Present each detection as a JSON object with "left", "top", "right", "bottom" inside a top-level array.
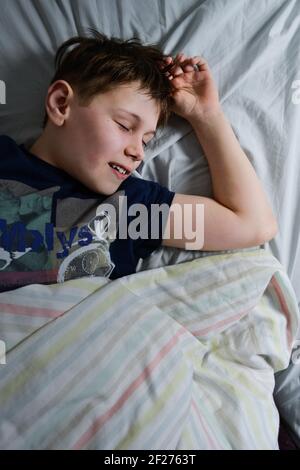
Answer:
[{"left": 0, "top": 248, "right": 299, "bottom": 449}]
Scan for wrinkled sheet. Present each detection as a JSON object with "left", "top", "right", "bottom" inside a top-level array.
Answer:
[
  {"left": 137, "top": 0, "right": 300, "bottom": 308},
  {"left": 0, "top": 248, "right": 299, "bottom": 449}
]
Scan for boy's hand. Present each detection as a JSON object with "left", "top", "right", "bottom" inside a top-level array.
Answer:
[{"left": 160, "top": 53, "right": 220, "bottom": 122}]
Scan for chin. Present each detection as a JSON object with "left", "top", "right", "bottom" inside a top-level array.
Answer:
[{"left": 92, "top": 181, "right": 121, "bottom": 196}]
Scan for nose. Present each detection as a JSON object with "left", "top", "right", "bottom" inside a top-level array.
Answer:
[{"left": 125, "top": 141, "right": 144, "bottom": 162}]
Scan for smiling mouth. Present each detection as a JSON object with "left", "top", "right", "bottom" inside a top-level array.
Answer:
[{"left": 108, "top": 162, "right": 130, "bottom": 175}]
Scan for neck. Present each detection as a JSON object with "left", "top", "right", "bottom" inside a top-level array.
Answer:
[{"left": 29, "top": 129, "right": 59, "bottom": 168}]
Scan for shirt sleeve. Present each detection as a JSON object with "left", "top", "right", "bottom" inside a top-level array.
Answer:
[{"left": 127, "top": 178, "right": 175, "bottom": 260}]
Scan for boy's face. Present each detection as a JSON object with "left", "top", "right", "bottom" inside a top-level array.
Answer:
[{"left": 46, "top": 81, "right": 160, "bottom": 195}]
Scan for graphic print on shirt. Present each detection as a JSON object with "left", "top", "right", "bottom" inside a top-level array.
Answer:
[
  {"left": 56, "top": 201, "right": 117, "bottom": 282},
  {"left": 0, "top": 180, "right": 126, "bottom": 288},
  {"left": 0, "top": 182, "right": 56, "bottom": 279}
]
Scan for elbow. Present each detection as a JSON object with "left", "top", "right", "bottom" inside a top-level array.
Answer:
[{"left": 256, "top": 216, "right": 278, "bottom": 245}]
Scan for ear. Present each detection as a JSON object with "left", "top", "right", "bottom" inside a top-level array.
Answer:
[{"left": 45, "top": 80, "right": 74, "bottom": 126}]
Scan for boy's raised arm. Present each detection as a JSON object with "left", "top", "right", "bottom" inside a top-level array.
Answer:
[{"left": 160, "top": 53, "right": 278, "bottom": 251}]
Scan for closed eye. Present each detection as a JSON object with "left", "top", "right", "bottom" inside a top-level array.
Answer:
[{"left": 117, "top": 122, "right": 148, "bottom": 148}]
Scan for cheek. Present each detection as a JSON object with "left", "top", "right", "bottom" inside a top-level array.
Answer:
[
  {"left": 83, "top": 123, "right": 121, "bottom": 167},
  {"left": 67, "top": 107, "right": 124, "bottom": 165}
]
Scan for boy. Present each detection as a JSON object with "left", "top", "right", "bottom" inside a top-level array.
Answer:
[{"left": 0, "top": 30, "right": 277, "bottom": 291}]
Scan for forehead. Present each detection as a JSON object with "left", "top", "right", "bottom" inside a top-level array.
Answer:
[{"left": 96, "top": 82, "right": 160, "bottom": 129}]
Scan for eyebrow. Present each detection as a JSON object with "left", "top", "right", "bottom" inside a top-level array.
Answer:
[{"left": 115, "top": 108, "right": 157, "bottom": 137}]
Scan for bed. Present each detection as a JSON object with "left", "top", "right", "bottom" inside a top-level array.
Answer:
[{"left": 0, "top": 0, "right": 300, "bottom": 450}]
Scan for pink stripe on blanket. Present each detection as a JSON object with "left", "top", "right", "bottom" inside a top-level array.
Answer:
[
  {"left": 191, "top": 307, "right": 253, "bottom": 337},
  {"left": 72, "top": 326, "right": 187, "bottom": 450},
  {"left": 270, "top": 275, "right": 293, "bottom": 349},
  {"left": 0, "top": 302, "right": 63, "bottom": 318}
]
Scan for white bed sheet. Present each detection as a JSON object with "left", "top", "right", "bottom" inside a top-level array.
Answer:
[
  {"left": 138, "top": 0, "right": 300, "bottom": 310},
  {"left": 0, "top": 0, "right": 299, "bottom": 305}
]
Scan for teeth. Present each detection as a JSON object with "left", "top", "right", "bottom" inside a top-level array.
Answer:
[{"left": 111, "top": 164, "right": 127, "bottom": 175}]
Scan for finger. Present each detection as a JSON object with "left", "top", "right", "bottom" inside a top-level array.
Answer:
[
  {"left": 172, "top": 67, "right": 183, "bottom": 76},
  {"left": 163, "top": 53, "right": 206, "bottom": 76},
  {"left": 160, "top": 56, "right": 176, "bottom": 74},
  {"left": 191, "top": 56, "right": 208, "bottom": 71},
  {"left": 177, "top": 55, "right": 207, "bottom": 66},
  {"left": 173, "top": 54, "right": 205, "bottom": 74},
  {"left": 182, "top": 61, "right": 196, "bottom": 72},
  {"left": 158, "top": 56, "right": 173, "bottom": 69},
  {"left": 171, "top": 54, "right": 187, "bottom": 76},
  {"left": 173, "top": 53, "right": 187, "bottom": 69},
  {"left": 176, "top": 52, "right": 186, "bottom": 62},
  {"left": 180, "top": 56, "right": 202, "bottom": 67}
]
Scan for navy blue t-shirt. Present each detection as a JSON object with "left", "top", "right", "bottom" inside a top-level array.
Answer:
[{"left": 0, "top": 135, "right": 175, "bottom": 291}]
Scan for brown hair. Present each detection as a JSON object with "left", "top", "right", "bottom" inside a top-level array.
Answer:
[{"left": 43, "top": 29, "right": 174, "bottom": 130}]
